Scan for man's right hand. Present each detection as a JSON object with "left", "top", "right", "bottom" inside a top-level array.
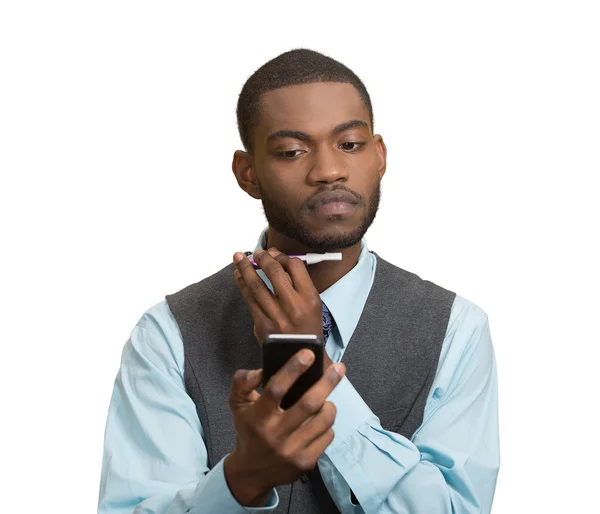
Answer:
[{"left": 223, "top": 349, "right": 346, "bottom": 507}]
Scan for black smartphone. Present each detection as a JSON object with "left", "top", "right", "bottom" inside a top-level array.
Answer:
[{"left": 261, "top": 334, "right": 324, "bottom": 410}]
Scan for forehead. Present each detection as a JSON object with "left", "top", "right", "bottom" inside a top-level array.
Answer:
[{"left": 255, "top": 82, "right": 370, "bottom": 142}]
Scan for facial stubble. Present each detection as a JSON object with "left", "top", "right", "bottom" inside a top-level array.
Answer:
[{"left": 257, "top": 180, "right": 381, "bottom": 251}]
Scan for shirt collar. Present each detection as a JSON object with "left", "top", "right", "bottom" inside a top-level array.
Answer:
[{"left": 252, "top": 226, "right": 376, "bottom": 348}]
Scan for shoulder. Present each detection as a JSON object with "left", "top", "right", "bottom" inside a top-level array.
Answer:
[
  {"left": 448, "top": 294, "right": 491, "bottom": 356},
  {"left": 373, "top": 252, "right": 492, "bottom": 374},
  {"left": 434, "top": 294, "right": 493, "bottom": 393},
  {"left": 126, "top": 299, "right": 186, "bottom": 379},
  {"left": 449, "top": 294, "right": 489, "bottom": 328},
  {"left": 136, "top": 299, "right": 182, "bottom": 339},
  {"left": 445, "top": 294, "right": 490, "bottom": 361}
]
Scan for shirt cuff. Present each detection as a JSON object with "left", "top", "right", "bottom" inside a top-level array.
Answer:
[{"left": 190, "top": 456, "right": 279, "bottom": 513}]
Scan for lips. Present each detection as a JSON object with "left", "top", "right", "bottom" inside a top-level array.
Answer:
[{"left": 308, "top": 190, "right": 359, "bottom": 209}]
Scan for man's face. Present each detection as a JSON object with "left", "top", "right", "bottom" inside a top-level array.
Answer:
[{"left": 251, "top": 82, "right": 386, "bottom": 251}]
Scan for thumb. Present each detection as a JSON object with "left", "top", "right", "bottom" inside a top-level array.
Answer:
[{"left": 230, "top": 368, "right": 263, "bottom": 406}]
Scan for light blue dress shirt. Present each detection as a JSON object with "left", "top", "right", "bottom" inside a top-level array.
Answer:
[{"left": 99, "top": 228, "right": 500, "bottom": 513}]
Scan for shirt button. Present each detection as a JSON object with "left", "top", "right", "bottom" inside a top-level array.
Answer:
[{"left": 300, "top": 473, "right": 310, "bottom": 483}]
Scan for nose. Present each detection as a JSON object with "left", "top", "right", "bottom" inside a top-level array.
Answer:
[{"left": 307, "top": 145, "right": 349, "bottom": 185}]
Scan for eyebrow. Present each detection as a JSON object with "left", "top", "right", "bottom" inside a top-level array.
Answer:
[{"left": 267, "top": 119, "right": 369, "bottom": 143}]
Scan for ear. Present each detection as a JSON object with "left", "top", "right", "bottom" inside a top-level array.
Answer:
[
  {"left": 373, "top": 134, "right": 387, "bottom": 181},
  {"left": 232, "top": 150, "right": 261, "bottom": 199}
]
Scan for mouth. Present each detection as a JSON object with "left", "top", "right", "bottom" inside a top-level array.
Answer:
[
  {"left": 308, "top": 190, "right": 360, "bottom": 208},
  {"left": 305, "top": 189, "right": 361, "bottom": 220},
  {"left": 313, "top": 201, "right": 359, "bottom": 217}
]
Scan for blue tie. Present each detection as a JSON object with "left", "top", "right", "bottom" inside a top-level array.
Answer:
[{"left": 322, "top": 301, "right": 334, "bottom": 346}]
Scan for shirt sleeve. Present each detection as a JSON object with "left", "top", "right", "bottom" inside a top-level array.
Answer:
[
  {"left": 98, "top": 302, "right": 279, "bottom": 513},
  {"left": 319, "top": 300, "right": 500, "bottom": 513}
]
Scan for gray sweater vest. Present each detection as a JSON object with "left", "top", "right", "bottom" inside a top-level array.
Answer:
[{"left": 165, "top": 252, "right": 455, "bottom": 513}]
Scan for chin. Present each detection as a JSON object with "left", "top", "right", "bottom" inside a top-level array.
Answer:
[{"left": 298, "top": 225, "right": 366, "bottom": 251}]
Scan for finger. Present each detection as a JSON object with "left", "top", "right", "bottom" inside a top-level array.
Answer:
[
  {"left": 257, "top": 348, "right": 316, "bottom": 412},
  {"left": 289, "top": 401, "right": 337, "bottom": 448},
  {"left": 293, "top": 427, "right": 336, "bottom": 472},
  {"left": 253, "top": 250, "right": 296, "bottom": 301},
  {"left": 281, "top": 362, "right": 346, "bottom": 432},
  {"left": 234, "top": 252, "right": 282, "bottom": 320},
  {"left": 270, "top": 250, "right": 315, "bottom": 296},
  {"left": 304, "top": 426, "right": 336, "bottom": 461},
  {"left": 234, "top": 268, "right": 270, "bottom": 325},
  {"left": 230, "top": 368, "right": 262, "bottom": 407},
  {"left": 267, "top": 249, "right": 293, "bottom": 286}
]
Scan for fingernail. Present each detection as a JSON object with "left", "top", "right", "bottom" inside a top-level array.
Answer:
[
  {"left": 233, "top": 252, "right": 244, "bottom": 263},
  {"left": 298, "top": 349, "right": 315, "bottom": 365},
  {"left": 268, "top": 248, "right": 281, "bottom": 257},
  {"left": 332, "top": 363, "right": 345, "bottom": 376}
]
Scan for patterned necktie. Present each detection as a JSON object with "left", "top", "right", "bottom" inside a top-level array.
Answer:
[{"left": 321, "top": 301, "right": 334, "bottom": 346}]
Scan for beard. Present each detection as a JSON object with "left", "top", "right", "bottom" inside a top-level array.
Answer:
[{"left": 257, "top": 180, "right": 381, "bottom": 251}]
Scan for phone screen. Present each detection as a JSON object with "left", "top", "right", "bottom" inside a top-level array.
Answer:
[{"left": 261, "top": 334, "right": 324, "bottom": 409}]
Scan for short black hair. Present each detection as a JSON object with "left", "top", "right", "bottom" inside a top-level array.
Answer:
[{"left": 236, "top": 48, "right": 374, "bottom": 152}]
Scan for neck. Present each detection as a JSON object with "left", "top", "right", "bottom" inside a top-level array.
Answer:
[{"left": 265, "top": 227, "right": 363, "bottom": 293}]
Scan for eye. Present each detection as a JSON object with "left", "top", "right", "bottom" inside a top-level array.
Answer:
[
  {"left": 276, "top": 149, "right": 305, "bottom": 159},
  {"left": 339, "top": 142, "right": 365, "bottom": 152}
]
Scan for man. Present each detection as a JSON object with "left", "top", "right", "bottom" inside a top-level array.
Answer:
[{"left": 99, "top": 48, "right": 500, "bottom": 513}]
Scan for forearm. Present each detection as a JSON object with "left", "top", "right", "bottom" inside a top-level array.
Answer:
[
  {"left": 322, "top": 420, "right": 497, "bottom": 514},
  {"left": 101, "top": 452, "right": 279, "bottom": 514},
  {"left": 99, "top": 324, "right": 279, "bottom": 514},
  {"left": 321, "top": 369, "right": 499, "bottom": 513}
]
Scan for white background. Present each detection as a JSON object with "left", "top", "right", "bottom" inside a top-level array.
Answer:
[{"left": 1, "top": 1, "right": 599, "bottom": 512}]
